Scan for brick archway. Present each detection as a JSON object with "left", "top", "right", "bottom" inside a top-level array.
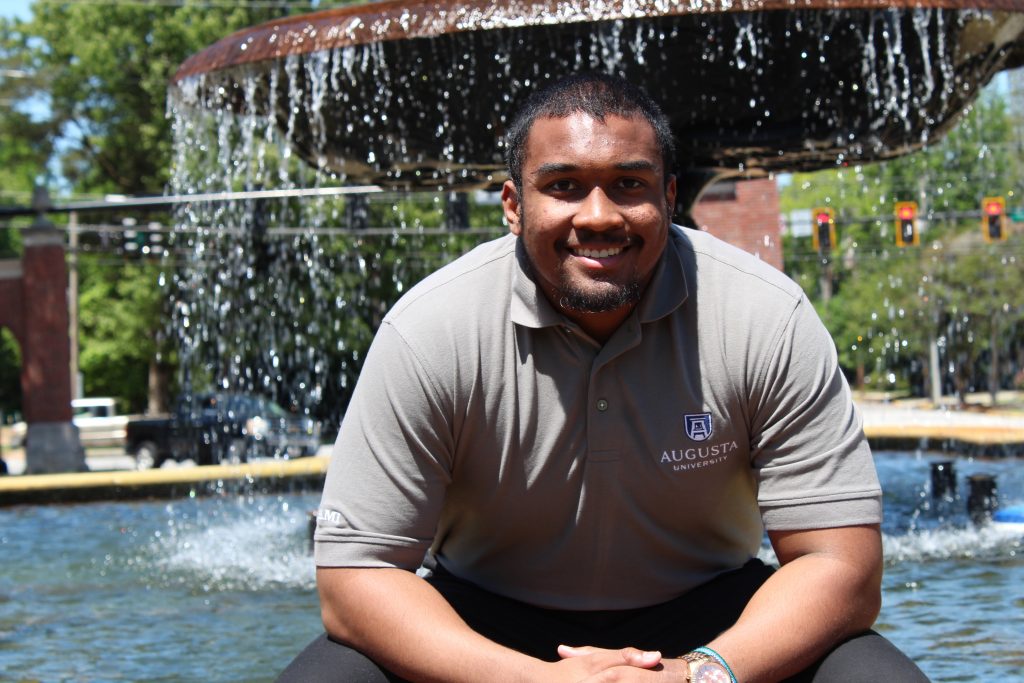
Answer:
[{"left": 0, "top": 226, "right": 85, "bottom": 473}]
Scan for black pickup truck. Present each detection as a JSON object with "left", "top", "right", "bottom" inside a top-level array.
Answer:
[{"left": 125, "top": 392, "right": 321, "bottom": 469}]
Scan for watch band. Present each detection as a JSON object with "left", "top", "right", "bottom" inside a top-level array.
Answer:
[{"left": 680, "top": 647, "right": 737, "bottom": 683}]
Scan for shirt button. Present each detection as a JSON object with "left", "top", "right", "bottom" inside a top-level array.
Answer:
[{"left": 596, "top": 399, "right": 609, "bottom": 411}]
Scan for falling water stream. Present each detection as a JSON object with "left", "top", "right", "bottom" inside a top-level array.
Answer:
[{"left": 165, "top": 6, "right": 1021, "bottom": 426}]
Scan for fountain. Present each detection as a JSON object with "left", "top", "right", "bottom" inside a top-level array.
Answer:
[
  {"left": 3, "top": 2, "right": 1023, "bottom": 681},
  {"left": 164, "top": 0, "right": 1024, "bottom": 426},
  {"left": 172, "top": 0, "right": 1024, "bottom": 209}
]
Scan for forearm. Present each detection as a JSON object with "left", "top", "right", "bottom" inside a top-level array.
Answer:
[
  {"left": 705, "top": 526, "right": 882, "bottom": 683},
  {"left": 318, "top": 566, "right": 541, "bottom": 683}
]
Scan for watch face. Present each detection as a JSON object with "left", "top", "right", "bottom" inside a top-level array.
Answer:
[{"left": 692, "top": 661, "right": 731, "bottom": 683}]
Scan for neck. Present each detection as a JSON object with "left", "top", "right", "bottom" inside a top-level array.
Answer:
[{"left": 562, "top": 306, "right": 633, "bottom": 344}]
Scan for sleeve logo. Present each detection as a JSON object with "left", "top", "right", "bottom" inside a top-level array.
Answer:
[{"left": 684, "top": 412, "right": 713, "bottom": 442}]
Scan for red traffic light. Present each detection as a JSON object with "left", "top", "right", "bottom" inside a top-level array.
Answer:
[
  {"left": 984, "top": 200, "right": 1003, "bottom": 216},
  {"left": 893, "top": 201, "right": 919, "bottom": 247},
  {"left": 981, "top": 196, "right": 1007, "bottom": 242},
  {"left": 811, "top": 207, "right": 836, "bottom": 252}
]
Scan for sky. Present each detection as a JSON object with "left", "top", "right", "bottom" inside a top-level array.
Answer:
[{"left": 3, "top": 0, "right": 34, "bottom": 21}]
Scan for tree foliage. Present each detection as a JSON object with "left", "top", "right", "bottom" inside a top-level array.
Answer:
[
  {"left": 0, "top": 1, "right": 328, "bottom": 412},
  {"left": 781, "top": 89, "right": 1024, "bottom": 402}
]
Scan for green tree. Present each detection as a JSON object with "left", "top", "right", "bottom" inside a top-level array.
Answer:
[
  {"left": 1, "top": 1, "right": 327, "bottom": 412},
  {"left": 77, "top": 257, "right": 166, "bottom": 411},
  {"left": 781, "top": 89, "right": 1024, "bottom": 401}
]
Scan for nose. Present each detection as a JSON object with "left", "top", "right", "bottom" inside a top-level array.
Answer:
[{"left": 573, "top": 186, "right": 625, "bottom": 233}]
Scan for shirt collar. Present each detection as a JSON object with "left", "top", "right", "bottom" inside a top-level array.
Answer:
[
  {"left": 637, "top": 224, "right": 690, "bottom": 323},
  {"left": 510, "top": 237, "right": 564, "bottom": 329}
]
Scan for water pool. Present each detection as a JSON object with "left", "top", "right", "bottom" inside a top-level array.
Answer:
[{"left": 1, "top": 451, "right": 1021, "bottom": 681}]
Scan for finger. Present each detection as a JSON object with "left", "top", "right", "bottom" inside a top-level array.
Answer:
[
  {"left": 619, "top": 647, "right": 662, "bottom": 669},
  {"left": 558, "top": 644, "right": 598, "bottom": 659},
  {"left": 558, "top": 645, "right": 662, "bottom": 669}
]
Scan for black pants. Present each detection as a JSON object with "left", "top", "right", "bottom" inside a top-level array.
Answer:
[{"left": 277, "top": 560, "right": 929, "bottom": 682}]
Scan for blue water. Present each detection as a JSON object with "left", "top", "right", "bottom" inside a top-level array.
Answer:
[{"left": 1, "top": 451, "right": 1021, "bottom": 682}]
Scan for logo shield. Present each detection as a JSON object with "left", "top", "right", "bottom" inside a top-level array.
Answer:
[{"left": 684, "top": 413, "right": 713, "bottom": 442}]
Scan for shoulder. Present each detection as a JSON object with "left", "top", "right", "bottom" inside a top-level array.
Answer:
[
  {"left": 385, "top": 233, "right": 517, "bottom": 328},
  {"left": 671, "top": 225, "right": 804, "bottom": 307},
  {"left": 666, "top": 226, "right": 825, "bottom": 369}
]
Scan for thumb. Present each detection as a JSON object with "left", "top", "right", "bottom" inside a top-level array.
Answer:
[{"left": 557, "top": 644, "right": 596, "bottom": 659}]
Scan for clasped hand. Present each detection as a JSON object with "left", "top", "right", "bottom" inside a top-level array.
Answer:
[{"left": 550, "top": 644, "right": 689, "bottom": 682}]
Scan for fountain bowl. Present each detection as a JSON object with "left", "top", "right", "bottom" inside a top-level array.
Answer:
[{"left": 172, "top": 0, "right": 1024, "bottom": 198}]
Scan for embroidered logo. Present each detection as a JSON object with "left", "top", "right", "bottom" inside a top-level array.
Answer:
[{"left": 684, "top": 412, "right": 713, "bottom": 442}]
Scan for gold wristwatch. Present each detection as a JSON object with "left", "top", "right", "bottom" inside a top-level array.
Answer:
[{"left": 679, "top": 650, "right": 732, "bottom": 683}]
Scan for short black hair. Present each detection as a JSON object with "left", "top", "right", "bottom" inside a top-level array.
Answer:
[{"left": 504, "top": 72, "right": 676, "bottom": 192}]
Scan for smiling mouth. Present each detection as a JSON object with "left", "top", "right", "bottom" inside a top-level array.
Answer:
[{"left": 569, "top": 245, "right": 626, "bottom": 259}]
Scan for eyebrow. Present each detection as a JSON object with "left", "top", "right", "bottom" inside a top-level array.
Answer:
[{"left": 533, "top": 160, "right": 660, "bottom": 175}]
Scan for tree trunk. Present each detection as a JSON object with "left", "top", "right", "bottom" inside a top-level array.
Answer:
[
  {"left": 147, "top": 358, "right": 171, "bottom": 415},
  {"left": 989, "top": 313, "right": 1000, "bottom": 406}
]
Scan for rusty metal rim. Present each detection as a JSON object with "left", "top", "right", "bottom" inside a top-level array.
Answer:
[{"left": 172, "top": 0, "right": 1024, "bottom": 83}]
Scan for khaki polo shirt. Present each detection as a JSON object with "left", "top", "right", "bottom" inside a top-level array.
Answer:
[{"left": 315, "top": 226, "right": 881, "bottom": 610}]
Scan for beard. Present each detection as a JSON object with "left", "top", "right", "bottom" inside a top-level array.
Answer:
[
  {"left": 556, "top": 270, "right": 643, "bottom": 313},
  {"left": 517, "top": 211, "right": 644, "bottom": 314}
]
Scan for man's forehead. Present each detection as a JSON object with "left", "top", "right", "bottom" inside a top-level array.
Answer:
[
  {"left": 525, "top": 111, "right": 653, "bottom": 136},
  {"left": 522, "top": 112, "right": 661, "bottom": 163}
]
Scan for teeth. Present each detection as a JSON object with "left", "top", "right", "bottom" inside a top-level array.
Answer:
[{"left": 575, "top": 247, "right": 622, "bottom": 259}]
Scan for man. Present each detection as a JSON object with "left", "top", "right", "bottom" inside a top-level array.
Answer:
[{"left": 279, "top": 73, "right": 928, "bottom": 682}]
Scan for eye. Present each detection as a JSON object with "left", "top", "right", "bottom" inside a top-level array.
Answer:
[
  {"left": 617, "top": 177, "right": 645, "bottom": 190},
  {"left": 547, "top": 179, "right": 578, "bottom": 193}
]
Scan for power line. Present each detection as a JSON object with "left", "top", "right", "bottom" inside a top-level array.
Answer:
[{"left": 0, "top": 184, "right": 385, "bottom": 218}]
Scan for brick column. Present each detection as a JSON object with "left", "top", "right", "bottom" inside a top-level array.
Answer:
[
  {"left": 692, "top": 178, "right": 784, "bottom": 271},
  {"left": 20, "top": 225, "right": 86, "bottom": 473}
]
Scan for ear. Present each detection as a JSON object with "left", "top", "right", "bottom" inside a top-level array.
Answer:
[
  {"left": 501, "top": 180, "right": 522, "bottom": 236},
  {"left": 664, "top": 173, "right": 677, "bottom": 220}
]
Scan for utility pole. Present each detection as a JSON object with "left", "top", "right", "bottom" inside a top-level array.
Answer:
[
  {"left": 917, "top": 173, "right": 943, "bottom": 405},
  {"left": 68, "top": 211, "right": 80, "bottom": 399}
]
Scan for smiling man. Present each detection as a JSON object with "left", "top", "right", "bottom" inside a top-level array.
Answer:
[
  {"left": 278, "top": 74, "right": 928, "bottom": 683},
  {"left": 504, "top": 109, "right": 673, "bottom": 342}
]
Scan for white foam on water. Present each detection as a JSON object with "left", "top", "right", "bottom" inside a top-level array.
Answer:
[
  {"left": 883, "top": 524, "right": 1023, "bottom": 564},
  {"left": 756, "top": 522, "right": 1023, "bottom": 568},
  {"left": 145, "top": 503, "right": 316, "bottom": 592}
]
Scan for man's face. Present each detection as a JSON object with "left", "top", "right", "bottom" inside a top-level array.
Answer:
[{"left": 502, "top": 112, "right": 676, "bottom": 335}]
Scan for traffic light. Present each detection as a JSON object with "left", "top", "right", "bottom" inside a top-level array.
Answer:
[
  {"left": 812, "top": 207, "right": 836, "bottom": 253},
  {"left": 894, "top": 201, "right": 919, "bottom": 247},
  {"left": 981, "top": 196, "right": 1007, "bottom": 242}
]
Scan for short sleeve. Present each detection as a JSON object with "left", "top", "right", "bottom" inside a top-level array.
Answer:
[
  {"left": 750, "top": 295, "right": 882, "bottom": 530},
  {"left": 314, "top": 322, "right": 454, "bottom": 569}
]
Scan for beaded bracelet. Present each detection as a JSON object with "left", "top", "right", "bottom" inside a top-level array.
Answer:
[{"left": 692, "top": 646, "right": 738, "bottom": 683}]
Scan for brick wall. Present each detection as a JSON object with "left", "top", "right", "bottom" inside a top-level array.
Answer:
[
  {"left": 19, "top": 230, "right": 73, "bottom": 424},
  {"left": 691, "top": 178, "right": 783, "bottom": 271}
]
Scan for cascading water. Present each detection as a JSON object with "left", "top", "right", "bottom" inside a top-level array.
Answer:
[
  {"left": 166, "top": 2, "right": 1024, "bottom": 428},
  {"left": 173, "top": 6, "right": 1024, "bottom": 186}
]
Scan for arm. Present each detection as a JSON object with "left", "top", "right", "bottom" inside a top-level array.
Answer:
[
  {"left": 318, "top": 566, "right": 664, "bottom": 683},
  {"left": 703, "top": 524, "right": 882, "bottom": 683}
]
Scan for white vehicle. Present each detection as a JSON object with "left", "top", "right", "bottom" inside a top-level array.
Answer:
[{"left": 9, "top": 397, "right": 130, "bottom": 449}]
